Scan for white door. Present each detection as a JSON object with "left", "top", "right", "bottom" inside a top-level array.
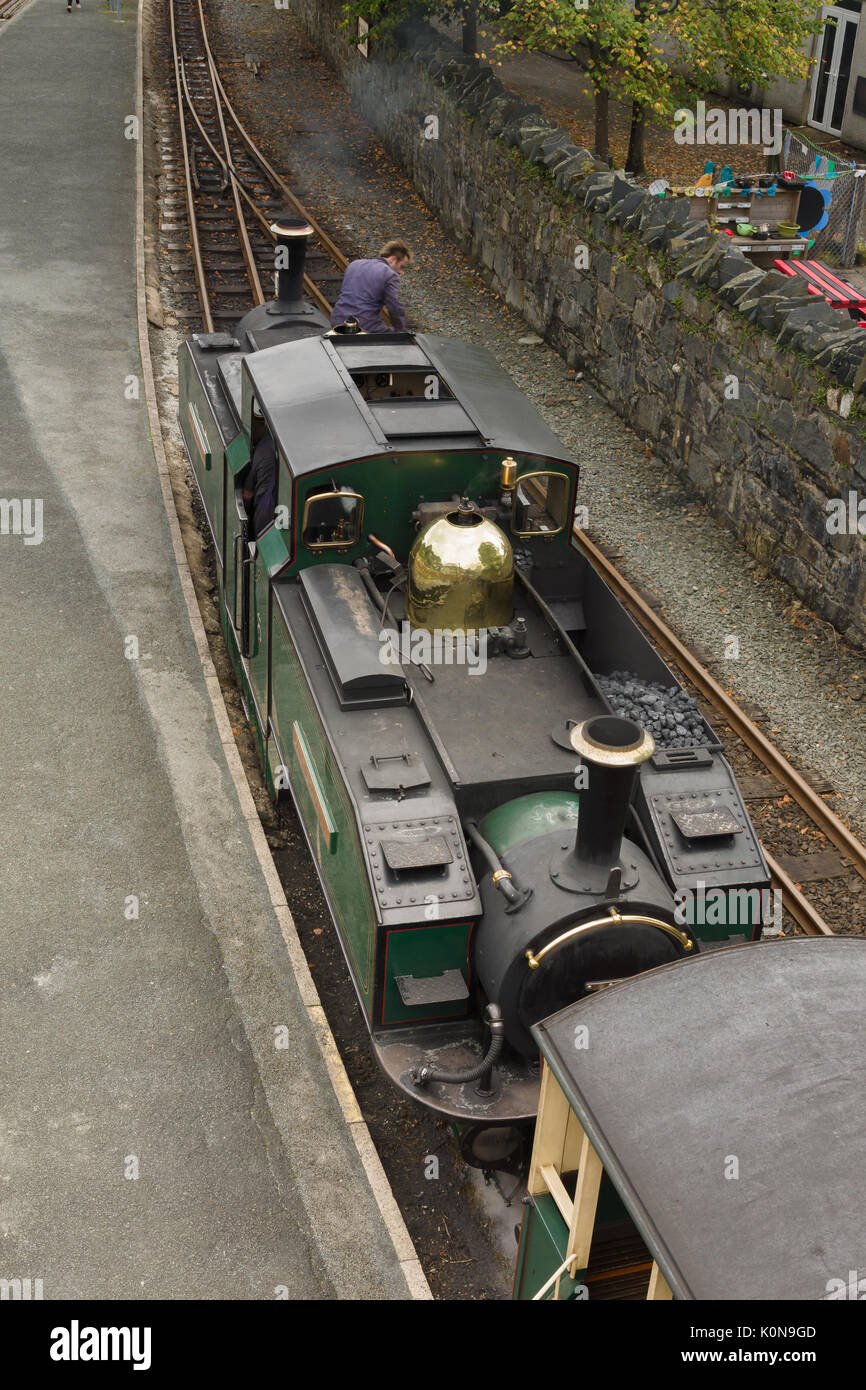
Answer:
[{"left": 809, "top": 6, "right": 861, "bottom": 135}]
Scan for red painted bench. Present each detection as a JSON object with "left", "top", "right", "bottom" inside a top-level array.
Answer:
[{"left": 774, "top": 258, "right": 866, "bottom": 321}]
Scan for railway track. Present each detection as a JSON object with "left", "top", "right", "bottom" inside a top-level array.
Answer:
[
  {"left": 576, "top": 531, "right": 866, "bottom": 939},
  {"left": 167, "top": 0, "right": 346, "bottom": 328},
  {"left": 163, "top": 1, "right": 864, "bottom": 942}
]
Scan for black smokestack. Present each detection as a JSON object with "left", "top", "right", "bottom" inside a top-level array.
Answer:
[
  {"left": 270, "top": 214, "right": 312, "bottom": 308},
  {"left": 570, "top": 715, "right": 655, "bottom": 874}
]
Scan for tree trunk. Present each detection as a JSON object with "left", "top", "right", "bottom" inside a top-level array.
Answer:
[
  {"left": 462, "top": 2, "right": 477, "bottom": 56},
  {"left": 627, "top": 0, "right": 649, "bottom": 174},
  {"left": 594, "top": 86, "right": 610, "bottom": 166},
  {"left": 587, "top": 41, "right": 611, "bottom": 166},
  {"left": 627, "top": 104, "right": 646, "bottom": 175}
]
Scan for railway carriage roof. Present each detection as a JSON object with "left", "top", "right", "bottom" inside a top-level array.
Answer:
[
  {"left": 243, "top": 332, "right": 575, "bottom": 475},
  {"left": 533, "top": 937, "right": 866, "bottom": 1300}
]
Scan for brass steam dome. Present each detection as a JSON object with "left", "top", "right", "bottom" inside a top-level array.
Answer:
[{"left": 406, "top": 500, "right": 514, "bottom": 632}]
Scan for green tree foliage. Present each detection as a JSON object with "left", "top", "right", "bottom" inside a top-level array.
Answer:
[
  {"left": 495, "top": 0, "right": 819, "bottom": 170},
  {"left": 340, "top": 0, "right": 820, "bottom": 172},
  {"left": 340, "top": 0, "right": 498, "bottom": 55}
]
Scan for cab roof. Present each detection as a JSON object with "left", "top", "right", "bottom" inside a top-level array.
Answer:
[
  {"left": 242, "top": 331, "right": 576, "bottom": 475},
  {"left": 532, "top": 937, "right": 866, "bottom": 1300}
]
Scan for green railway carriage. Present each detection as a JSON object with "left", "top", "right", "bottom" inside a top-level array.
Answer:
[
  {"left": 514, "top": 937, "right": 866, "bottom": 1300},
  {"left": 178, "top": 220, "right": 772, "bottom": 1162}
]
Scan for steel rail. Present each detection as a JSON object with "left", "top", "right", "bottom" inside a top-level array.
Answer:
[
  {"left": 0, "top": 0, "right": 31, "bottom": 20},
  {"left": 179, "top": 59, "right": 333, "bottom": 317},
  {"left": 196, "top": 2, "right": 343, "bottom": 315},
  {"left": 169, "top": 0, "right": 213, "bottom": 332},
  {"left": 184, "top": 0, "right": 388, "bottom": 320},
  {"left": 180, "top": 56, "right": 268, "bottom": 205},
  {"left": 207, "top": 55, "right": 346, "bottom": 314},
  {"left": 206, "top": 60, "right": 349, "bottom": 273},
  {"left": 179, "top": 58, "right": 281, "bottom": 248},
  {"left": 194, "top": 0, "right": 264, "bottom": 305},
  {"left": 175, "top": 3, "right": 335, "bottom": 316},
  {"left": 574, "top": 527, "right": 866, "bottom": 931},
  {"left": 763, "top": 849, "right": 834, "bottom": 938}
]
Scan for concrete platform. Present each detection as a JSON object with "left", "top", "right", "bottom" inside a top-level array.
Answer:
[{"left": 0, "top": 0, "right": 421, "bottom": 1299}]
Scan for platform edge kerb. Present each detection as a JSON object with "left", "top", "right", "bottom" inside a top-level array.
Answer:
[{"left": 133, "top": 0, "right": 431, "bottom": 1302}]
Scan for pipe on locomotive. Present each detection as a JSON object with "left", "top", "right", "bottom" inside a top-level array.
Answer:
[
  {"left": 412, "top": 1004, "right": 505, "bottom": 1089},
  {"left": 269, "top": 214, "right": 314, "bottom": 309},
  {"left": 569, "top": 715, "right": 655, "bottom": 878},
  {"left": 465, "top": 820, "right": 521, "bottom": 904}
]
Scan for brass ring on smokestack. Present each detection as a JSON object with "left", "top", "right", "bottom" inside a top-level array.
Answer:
[
  {"left": 269, "top": 216, "right": 314, "bottom": 238},
  {"left": 525, "top": 906, "right": 693, "bottom": 969},
  {"left": 569, "top": 715, "right": 655, "bottom": 768}
]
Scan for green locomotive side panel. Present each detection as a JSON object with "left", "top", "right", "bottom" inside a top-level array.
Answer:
[
  {"left": 276, "top": 451, "right": 577, "bottom": 578},
  {"left": 684, "top": 885, "right": 766, "bottom": 941},
  {"left": 248, "top": 556, "right": 270, "bottom": 730},
  {"left": 220, "top": 585, "right": 240, "bottom": 676},
  {"left": 382, "top": 921, "right": 472, "bottom": 1025},
  {"left": 223, "top": 438, "right": 252, "bottom": 641},
  {"left": 217, "top": 572, "right": 267, "bottom": 770},
  {"left": 257, "top": 524, "right": 290, "bottom": 578},
  {"left": 514, "top": 1179, "right": 636, "bottom": 1300},
  {"left": 225, "top": 432, "right": 249, "bottom": 475},
  {"left": 223, "top": 491, "right": 243, "bottom": 638},
  {"left": 179, "top": 359, "right": 225, "bottom": 563},
  {"left": 269, "top": 618, "right": 376, "bottom": 1014}
]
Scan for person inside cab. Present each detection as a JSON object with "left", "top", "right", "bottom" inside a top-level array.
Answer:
[
  {"left": 243, "top": 430, "right": 278, "bottom": 541},
  {"left": 330, "top": 239, "right": 411, "bottom": 334}
]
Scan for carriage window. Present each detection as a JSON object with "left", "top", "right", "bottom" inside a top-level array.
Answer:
[
  {"left": 302, "top": 489, "right": 364, "bottom": 550},
  {"left": 511, "top": 472, "right": 570, "bottom": 538}
]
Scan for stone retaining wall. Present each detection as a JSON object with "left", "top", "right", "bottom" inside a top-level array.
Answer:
[{"left": 290, "top": 0, "right": 866, "bottom": 648}]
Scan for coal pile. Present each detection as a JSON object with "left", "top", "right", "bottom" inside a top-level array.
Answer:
[{"left": 596, "top": 671, "right": 713, "bottom": 750}]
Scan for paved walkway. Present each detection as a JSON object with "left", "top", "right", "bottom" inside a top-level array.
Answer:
[{"left": 0, "top": 0, "right": 417, "bottom": 1299}]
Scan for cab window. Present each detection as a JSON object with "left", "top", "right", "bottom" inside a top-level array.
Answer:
[
  {"left": 511, "top": 472, "right": 570, "bottom": 537},
  {"left": 302, "top": 489, "right": 364, "bottom": 551}
]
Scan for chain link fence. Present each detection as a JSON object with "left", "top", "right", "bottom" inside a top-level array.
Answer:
[{"left": 780, "top": 127, "right": 866, "bottom": 266}]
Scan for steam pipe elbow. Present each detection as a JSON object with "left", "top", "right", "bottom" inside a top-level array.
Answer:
[
  {"left": 465, "top": 821, "right": 520, "bottom": 902},
  {"left": 412, "top": 1005, "right": 505, "bottom": 1088}
]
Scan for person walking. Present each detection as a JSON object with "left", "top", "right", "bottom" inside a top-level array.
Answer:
[
  {"left": 330, "top": 239, "right": 411, "bottom": 334},
  {"left": 67, "top": 1, "right": 81, "bottom": 10}
]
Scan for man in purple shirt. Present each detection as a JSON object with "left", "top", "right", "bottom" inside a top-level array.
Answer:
[{"left": 330, "top": 239, "right": 411, "bottom": 333}]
